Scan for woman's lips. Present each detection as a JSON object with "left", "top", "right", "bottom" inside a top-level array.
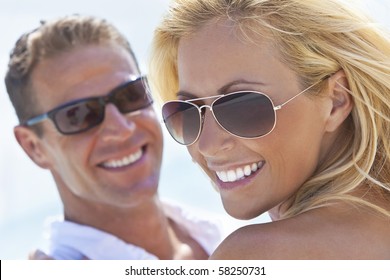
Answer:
[
  {"left": 215, "top": 161, "right": 265, "bottom": 183},
  {"left": 214, "top": 160, "right": 265, "bottom": 190}
]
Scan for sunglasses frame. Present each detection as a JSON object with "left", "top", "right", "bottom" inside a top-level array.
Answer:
[
  {"left": 162, "top": 78, "right": 326, "bottom": 146},
  {"left": 23, "top": 76, "right": 152, "bottom": 135}
]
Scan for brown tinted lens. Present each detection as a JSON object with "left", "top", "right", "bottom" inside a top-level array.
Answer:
[
  {"left": 162, "top": 101, "right": 201, "bottom": 145},
  {"left": 53, "top": 99, "right": 103, "bottom": 134},
  {"left": 213, "top": 91, "right": 276, "bottom": 138},
  {"left": 113, "top": 79, "right": 153, "bottom": 113}
]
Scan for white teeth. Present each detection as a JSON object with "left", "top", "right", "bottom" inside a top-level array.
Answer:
[
  {"left": 102, "top": 149, "right": 142, "bottom": 168},
  {"left": 236, "top": 168, "right": 244, "bottom": 179},
  {"left": 251, "top": 163, "right": 257, "bottom": 172},
  {"left": 227, "top": 170, "right": 236, "bottom": 182},
  {"left": 244, "top": 165, "right": 251, "bottom": 176},
  {"left": 216, "top": 161, "right": 264, "bottom": 183},
  {"left": 219, "top": 171, "right": 228, "bottom": 182}
]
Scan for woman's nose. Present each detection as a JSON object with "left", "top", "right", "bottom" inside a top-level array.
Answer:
[{"left": 196, "top": 109, "right": 234, "bottom": 157}]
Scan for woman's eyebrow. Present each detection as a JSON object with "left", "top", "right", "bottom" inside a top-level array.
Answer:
[
  {"left": 176, "top": 90, "right": 197, "bottom": 99},
  {"left": 176, "top": 79, "right": 267, "bottom": 98},
  {"left": 218, "top": 79, "right": 267, "bottom": 94}
]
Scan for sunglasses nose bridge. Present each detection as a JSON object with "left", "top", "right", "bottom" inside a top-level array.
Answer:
[
  {"left": 99, "top": 93, "right": 124, "bottom": 114},
  {"left": 198, "top": 104, "right": 212, "bottom": 112},
  {"left": 198, "top": 104, "right": 213, "bottom": 125},
  {"left": 199, "top": 103, "right": 221, "bottom": 121},
  {"left": 197, "top": 103, "right": 222, "bottom": 135},
  {"left": 101, "top": 94, "right": 113, "bottom": 106}
]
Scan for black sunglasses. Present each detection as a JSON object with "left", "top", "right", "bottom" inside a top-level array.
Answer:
[
  {"left": 162, "top": 78, "right": 326, "bottom": 145},
  {"left": 24, "top": 76, "right": 153, "bottom": 135}
]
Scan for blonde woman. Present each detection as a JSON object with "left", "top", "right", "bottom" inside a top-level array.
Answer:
[{"left": 149, "top": 0, "right": 390, "bottom": 259}]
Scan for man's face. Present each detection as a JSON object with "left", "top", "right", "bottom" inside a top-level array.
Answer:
[{"left": 28, "top": 44, "right": 163, "bottom": 208}]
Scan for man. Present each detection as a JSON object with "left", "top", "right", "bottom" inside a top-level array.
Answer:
[{"left": 5, "top": 15, "right": 221, "bottom": 259}]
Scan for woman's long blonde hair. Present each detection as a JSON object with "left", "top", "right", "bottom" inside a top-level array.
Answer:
[{"left": 149, "top": 0, "right": 390, "bottom": 218}]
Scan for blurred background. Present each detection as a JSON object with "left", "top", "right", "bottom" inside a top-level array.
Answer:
[{"left": 0, "top": 0, "right": 389, "bottom": 259}]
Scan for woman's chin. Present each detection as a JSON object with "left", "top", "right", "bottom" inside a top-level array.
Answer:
[{"left": 222, "top": 202, "right": 264, "bottom": 220}]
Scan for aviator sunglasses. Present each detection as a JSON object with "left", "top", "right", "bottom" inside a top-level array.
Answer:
[
  {"left": 24, "top": 76, "right": 153, "bottom": 135},
  {"left": 162, "top": 78, "right": 328, "bottom": 145}
]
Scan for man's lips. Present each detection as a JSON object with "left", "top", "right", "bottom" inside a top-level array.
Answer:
[{"left": 98, "top": 147, "right": 144, "bottom": 169}]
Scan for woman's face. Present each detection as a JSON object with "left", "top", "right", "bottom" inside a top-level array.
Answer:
[{"left": 176, "top": 21, "right": 333, "bottom": 219}]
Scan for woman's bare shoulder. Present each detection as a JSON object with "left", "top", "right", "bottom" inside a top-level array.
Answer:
[
  {"left": 210, "top": 217, "right": 311, "bottom": 259},
  {"left": 210, "top": 207, "right": 390, "bottom": 259}
]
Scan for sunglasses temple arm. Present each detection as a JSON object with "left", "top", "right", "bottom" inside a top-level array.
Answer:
[
  {"left": 24, "top": 113, "right": 49, "bottom": 126},
  {"left": 274, "top": 78, "right": 327, "bottom": 110}
]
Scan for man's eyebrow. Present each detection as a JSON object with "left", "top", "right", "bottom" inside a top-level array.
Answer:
[{"left": 176, "top": 79, "right": 267, "bottom": 98}]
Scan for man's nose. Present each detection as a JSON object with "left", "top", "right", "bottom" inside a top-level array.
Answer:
[{"left": 98, "top": 103, "right": 136, "bottom": 142}]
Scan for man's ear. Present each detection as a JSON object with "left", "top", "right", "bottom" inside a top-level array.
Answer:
[
  {"left": 324, "top": 70, "right": 354, "bottom": 132},
  {"left": 14, "top": 126, "right": 51, "bottom": 169}
]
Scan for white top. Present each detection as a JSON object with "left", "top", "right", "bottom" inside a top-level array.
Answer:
[{"left": 44, "top": 201, "right": 224, "bottom": 260}]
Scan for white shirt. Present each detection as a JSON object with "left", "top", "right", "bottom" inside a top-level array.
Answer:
[{"left": 44, "top": 201, "right": 224, "bottom": 260}]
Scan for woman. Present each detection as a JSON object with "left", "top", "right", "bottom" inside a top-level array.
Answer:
[{"left": 149, "top": 0, "right": 390, "bottom": 259}]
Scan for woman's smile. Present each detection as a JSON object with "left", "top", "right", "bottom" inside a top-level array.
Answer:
[{"left": 214, "top": 160, "right": 266, "bottom": 190}]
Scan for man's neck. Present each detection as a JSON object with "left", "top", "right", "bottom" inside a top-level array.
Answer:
[{"left": 62, "top": 195, "right": 179, "bottom": 259}]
